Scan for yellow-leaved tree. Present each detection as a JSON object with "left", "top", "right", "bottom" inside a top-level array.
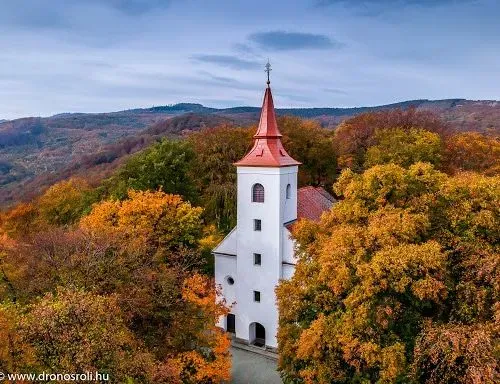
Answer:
[
  {"left": 0, "top": 190, "right": 231, "bottom": 383},
  {"left": 277, "top": 163, "right": 499, "bottom": 384}
]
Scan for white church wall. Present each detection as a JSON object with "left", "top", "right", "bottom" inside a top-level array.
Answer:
[
  {"left": 213, "top": 227, "right": 237, "bottom": 255},
  {"left": 282, "top": 227, "right": 296, "bottom": 265},
  {"left": 280, "top": 167, "right": 298, "bottom": 224},
  {"left": 214, "top": 254, "right": 237, "bottom": 328},
  {"left": 282, "top": 264, "right": 296, "bottom": 280},
  {"left": 234, "top": 166, "right": 298, "bottom": 348}
]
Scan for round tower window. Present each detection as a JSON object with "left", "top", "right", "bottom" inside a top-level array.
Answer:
[{"left": 227, "top": 276, "right": 235, "bottom": 285}]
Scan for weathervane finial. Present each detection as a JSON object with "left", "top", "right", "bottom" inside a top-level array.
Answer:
[{"left": 265, "top": 60, "right": 272, "bottom": 87}]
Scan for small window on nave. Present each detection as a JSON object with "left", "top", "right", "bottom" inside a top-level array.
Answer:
[
  {"left": 253, "top": 291, "right": 261, "bottom": 302},
  {"left": 254, "top": 219, "right": 262, "bottom": 231},
  {"left": 254, "top": 253, "right": 262, "bottom": 265}
]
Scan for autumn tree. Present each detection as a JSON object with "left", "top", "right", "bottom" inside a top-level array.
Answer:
[
  {"left": 443, "top": 131, "right": 500, "bottom": 175},
  {"left": 0, "top": 190, "right": 231, "bottom": 383},
  {"left": 78, "top": 192, "right": 230, "bottom": 382},
  {"left": 335, "top": 108, "right": 450, "bottom": 171},
  {"left": 18, "top": 288, "right": 155, "bottom": 382},
  {"left": 0, "top": 202, "right": 39, "bottom": 238},
  {"left": 0, "top": 178, "right": 98, "bottom": 237},
  {"left": 277, "top": 163, "right": 499, "bottom": 383},
  {"left": 412, "top": 322, "right": 498, "bottom": 384},
  {"left": 187, "top": 119, "right": 338, "bottom": 231},
  {"left": 81, "top": 190, "right": 203, "bottom": 255},
  {"left": 173, "top": 274, "right": 231, "bottom": 384},
  {"left": 187, "top": 125, "right": 253, "bottom": 232},
  {"left": 0, "top": 303, "right": 35, "bottom": 374},
  {"left": 279, "top": 116, "right": 337, "bottom": 187},
  {"left": 364, "top": 128, "right": 442, "bottom": 168},
  {"left": 37, "top": 178, "right": 97, "bottom": 226}
]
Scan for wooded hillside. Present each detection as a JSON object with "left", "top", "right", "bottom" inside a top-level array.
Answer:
[{"left": 0, "top": 110, "right": 498, "bottom": 383}]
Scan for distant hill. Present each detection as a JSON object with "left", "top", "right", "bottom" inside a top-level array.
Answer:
[{"left": 0, "top": 98, "right": 499, "bottom": 207}]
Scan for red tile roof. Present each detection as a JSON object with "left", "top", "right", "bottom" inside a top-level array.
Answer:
[
  {"left": 296, "top": 186, "right": 336, "bottom": 222},
  {"left": 235, "top": 87, "right": 301, "bottom": 168}
]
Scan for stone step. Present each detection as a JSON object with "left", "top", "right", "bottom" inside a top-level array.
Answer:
[{"left": 231, "top": 339, "right": 279, "bottom": 361}]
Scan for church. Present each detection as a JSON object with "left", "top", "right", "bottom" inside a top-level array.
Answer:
[{"left": 213, "top": 70, "right": 335, "bottom": 350}]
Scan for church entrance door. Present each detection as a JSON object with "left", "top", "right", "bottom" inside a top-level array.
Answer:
[
  {"left": 226, "top": 314, "right": 235, "bottom": 333},
  {"left": 249, "top": 322, "right": 266, "bottom": 347}
]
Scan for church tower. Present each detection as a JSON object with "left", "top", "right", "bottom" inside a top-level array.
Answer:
[{"left": 213, "top": 63, "right": 301, "bottom": 349}]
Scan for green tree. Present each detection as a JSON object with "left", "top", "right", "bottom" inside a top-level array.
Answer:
[
  {"left": 277, "top": 163, "right": 499, "bottom": 383},
  {"left": 187, "top": 126, "right": 253, "bottom": 232},
  {"left": 108, "top": 139, "right": 198, "bottom": 202}
]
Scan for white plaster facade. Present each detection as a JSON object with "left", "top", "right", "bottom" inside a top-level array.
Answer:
[{"left": 214, "top": 165, "right": 298, "bottom": 349}]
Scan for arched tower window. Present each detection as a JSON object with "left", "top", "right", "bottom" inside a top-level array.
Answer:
[
  {"left": 286, "top": 184, "right": 291, "bottom": 199},
  {"left": 252, "top": 183, "right": 265, "bottom": 203}
]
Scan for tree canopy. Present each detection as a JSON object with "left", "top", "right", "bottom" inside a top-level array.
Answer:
[
  {"left": 279, "top": 116, "right": 337, "bottom": 187},
  {"left": 443, "top": 132, "right": 500, "bottom": 175},
  {"left": 277, "top": 163, "right": 499, "bottom": 384},
  {"left": 334, "top": 108, "right": 450, "bottom": 172},
  {"left": 0, "top": 190, "right": 230, "bottom": 383},
  {"left": 364, "top": 128, "right": 442, "bottom": 168},
  {"left": 107, "top": 139, "right": 198, "bottom": 202},
  {"left": 1, "top": 112, "right": 498, "bottom": 384},
  {"left": 187, "top": 125, "right": 253, "bottom": 233}
]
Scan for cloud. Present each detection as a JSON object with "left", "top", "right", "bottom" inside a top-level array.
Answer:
[
  {"left": 97, "top": 0, "right": 172, "bottom": 15},
  {"left": 248, "top": 31, "right": 342, "bottom": 51},
  {"left": 0, "top": 0, "right": 171, "bottom": 31},
  {"left": 323, "top": 88, "right": 348, "bottom": 95},
  {"left": 233, "top": 43, "right": 262, "bottom": 56},
  {"left": 99, "top": 0, "right": 170, "bottom": 14},
  {"left": 191, "top": 55, "right": 261, "bottom": 70},
  {"left": 197, "top": 71, "right": 241, "bottom": 85},
  {"left": 316, "top": 0, "right": 479, "bottom": 7},
  {"left": 281, "top": 93, "right": 315, "bottom": 102},
  {"left": 0, "top": 0, "right": 498, "bottom": 119}
]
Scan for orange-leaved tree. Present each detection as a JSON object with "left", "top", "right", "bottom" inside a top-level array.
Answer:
[
  {"left": 171, "top": 274, "right": 231, "bottom": 384},
  {"left": 0, "top": 190, "right": 231, "bottom": 383},
  {"left": 278, "top": 116, "right": 337, "bottom": 187},
  {"left": 277, "top": 163, "right": 499, "bottom": 383},
  {"left": 443, "top": 131, "right": 500, "bottom": 175}
]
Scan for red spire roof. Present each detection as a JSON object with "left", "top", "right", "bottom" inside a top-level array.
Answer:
[{"left": 235, "top": 87, "right": 301, "bottom": 167}]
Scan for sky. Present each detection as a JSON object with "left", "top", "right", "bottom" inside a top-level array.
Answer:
[{"left": 0, "top": 0, "right": 499, "bottom": 119}]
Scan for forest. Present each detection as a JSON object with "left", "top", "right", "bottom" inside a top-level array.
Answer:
[{"left": 0, "top": 108, "right": 498, "bottom": 383}]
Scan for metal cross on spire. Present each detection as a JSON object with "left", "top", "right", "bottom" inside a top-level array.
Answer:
[{"left": 265, "top": 60, "right": 272, "bottom": 87}]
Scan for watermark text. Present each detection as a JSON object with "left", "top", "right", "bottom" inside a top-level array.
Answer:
[{"left": 0, "top": 371, "right": 109, "bottom": 382}]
